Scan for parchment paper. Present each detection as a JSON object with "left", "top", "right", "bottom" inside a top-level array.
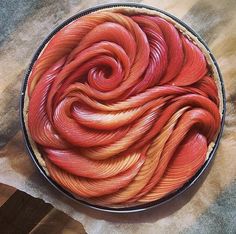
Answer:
[{"left": 0, "top": 0, "right": 236, "bottom": 233}]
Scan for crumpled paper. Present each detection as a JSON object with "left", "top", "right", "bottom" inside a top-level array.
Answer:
[{"left": 0, "top": 0, "right": 236, "bottom": 233}]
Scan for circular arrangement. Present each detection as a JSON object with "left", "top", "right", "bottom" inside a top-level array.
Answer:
[{"left": 24, "top": 5, "right": 223, "bottom": 209}]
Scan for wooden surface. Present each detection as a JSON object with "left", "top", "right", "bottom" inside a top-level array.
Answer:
[
  {"left": 0, "top": 183, "right": 86, "bottom": 234},
  {"left": 0, "top": 0, "right": 236, "bottom": 234}
]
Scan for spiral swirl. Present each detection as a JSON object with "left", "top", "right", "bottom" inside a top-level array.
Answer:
[{"left": 27, "top": 10, "right": 220, "bottom": 206}]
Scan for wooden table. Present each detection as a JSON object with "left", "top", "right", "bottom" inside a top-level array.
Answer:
[{"left": 0, "top": 183, "right": 86, "bottom": 233}]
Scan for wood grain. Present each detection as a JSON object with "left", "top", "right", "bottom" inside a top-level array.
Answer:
[
  {"left": 0, "top": 184, "right": 16, "bottom": 207},
  {"left": 0, "top": 183, "right": 86, "bottom": 234},
  {"left": 0, "top": 190, "right": 52, "bottom": 233},
  {"left": 30, "top": 209, "right": 86, "bottom": 234}
]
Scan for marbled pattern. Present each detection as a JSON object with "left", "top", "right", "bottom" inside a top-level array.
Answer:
[
  {"left": 182, "top": 181, "right": 236, "bottom": 234},
  {"left": 0, "top": 0, "right": 236, "bottom": 233}
]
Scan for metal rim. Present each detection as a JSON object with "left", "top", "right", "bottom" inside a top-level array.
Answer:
[{"left": 19, "top": 2, "right": 226, "bottom": 213}]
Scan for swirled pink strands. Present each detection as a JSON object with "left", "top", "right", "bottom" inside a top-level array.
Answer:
[{"left": 27, "top": 10, "right": 221, "bottom": 206}]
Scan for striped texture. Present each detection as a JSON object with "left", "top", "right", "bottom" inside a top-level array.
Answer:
[{"left": 0, "top": 0, "right": 235, "bottom": 233}]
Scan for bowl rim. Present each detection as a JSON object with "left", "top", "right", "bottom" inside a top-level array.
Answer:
[{"left": 19, "top": 2, "right": 226, "bottom": 213}]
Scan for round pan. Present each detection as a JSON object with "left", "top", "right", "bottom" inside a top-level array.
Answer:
[{"left": 19, "top": 3, "right": 226, "bottom": 213}]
